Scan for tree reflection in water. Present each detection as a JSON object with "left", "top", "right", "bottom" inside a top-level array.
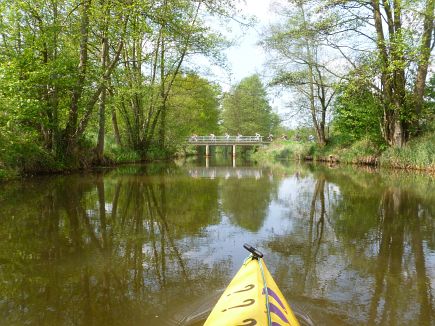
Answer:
[
  {"left": 0, "top": 163, "right": 433, "bottom": 326},
  {"left": 267, "top": 167, "right": 434, "bottom": 325},
  {"left": 368, "top": 188, "right": 433, "bottom": 326},
  {"left": 220, "top": 170, "right": 278, "bottom": 232},
  {"left": 0, "top": 168, "right": 229, "bottom": 326}
]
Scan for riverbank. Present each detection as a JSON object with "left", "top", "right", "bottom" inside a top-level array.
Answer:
[
  {"left": 252, "top": 133, "right": 435, "bottom": 172},
  {"left": 0, "top": 142, "right": 145, "bottom": 181},
  {"left": 2, "top": 133, "right": 434, "bottom": 181}
]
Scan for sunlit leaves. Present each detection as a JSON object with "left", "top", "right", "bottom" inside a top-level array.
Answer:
[{"left": 221, "top": 74, "right": 275, "bottom": 136}]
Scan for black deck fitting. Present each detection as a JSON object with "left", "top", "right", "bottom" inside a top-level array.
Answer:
[{"left": 243, "top": 243, "right": 264, "bottom": 259}]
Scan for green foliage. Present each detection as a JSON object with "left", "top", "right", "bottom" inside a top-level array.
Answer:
[
  {"left": 254, "top": 134, "right": 384, "bottom": 166},
  {"left": 105, "top": 144, "right": 141, "bottom": 163},
  {"left": 420, "top": 75, "right": 435, "bottom": 133},
  {"left": 0, "top": 136, "right": 63, "bottom": 173},
  {"left": 332, "top": 80, "right": 384, "bottom": 144},
  {"left": 166, "top": 73, "right": 221, "bottom": 153},
  {"left": 221, "top": 74, "right": 275, "bottom": 135},
  {"left": 252, "top": 140, "right": 313, "bottom": 162},
  {"left": 0, "top": 0, "right": 235, "bottom": 173}
]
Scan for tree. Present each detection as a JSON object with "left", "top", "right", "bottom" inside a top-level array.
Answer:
[
  {"left": 221, "top": 74, "right": 275, "bottom": 136},
  {"left": 0, "top": 0, "right": 236, "bottom": 168},
  {"left": 320, "top": 0, "right": 434, "bottom": 147},
  {"left": 0, "top": 0, "right": 126, "bottom": 160},
  {"left": 112, "top": 0, "right": 228, "bottom": 157},
  {"left": 165, "top": 73, "right": 221, "bottom": 152},
  {"left": 332, "top": 74, "right": 384, "bottom": 144},
  {"left": 261, "top": 0, "right": 337, "bottom": 146}
]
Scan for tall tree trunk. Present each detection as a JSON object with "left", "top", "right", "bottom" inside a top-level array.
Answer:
[
  {"left": 299, "top": 1, "right": 326, "bottom": 146},
  {"left": 158, "top": 35, "right": 166, "bottom": 150},
  {"left": 63, "top": 0, "right": 90, "bottom": 155},
  {"left": 96, "top": 35, "right": 109, "bottom": 162},
  {"left": 414, "top": 0, "right": 434, "bottom": 118},
  {"left": 371, "top": 0, "right": 433, "bottom": 147},
  {"left": 111, "top": 105, "right": 122, "bottom": 146}
]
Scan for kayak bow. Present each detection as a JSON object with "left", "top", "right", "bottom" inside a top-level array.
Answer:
[{"left": 204, "top": 244, "right": 300, "bottom": 326}]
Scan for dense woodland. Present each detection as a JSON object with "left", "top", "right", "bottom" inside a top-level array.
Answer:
[{"left": 0, "top": 0, "right": 434, "bottom": 176}]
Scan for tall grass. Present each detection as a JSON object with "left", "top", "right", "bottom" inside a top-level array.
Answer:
[
  {"left": 252, "top": 140, "right": 313, "bottom": 162},
  {"left": 253, "top": 133, "right": 434, "bottom": 171},
  {"left": 381, "top": 133, "right": 435, "bottom": 170},
  {"left": 319, "top": 138, "right": 381, "bottom": 165},
  {"left": 105, "top": 141, "right": 142, "bottom": 163}
]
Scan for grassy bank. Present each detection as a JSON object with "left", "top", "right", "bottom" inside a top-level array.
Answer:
[
  {"left": 380, "top": 133, "right": 435, "bottom": 170},
  {"left": 253, "top": 134, "right": 435, "bottom": 172},
  {"left": 0, "top": 138, "right": 146, "bottom": 181}
]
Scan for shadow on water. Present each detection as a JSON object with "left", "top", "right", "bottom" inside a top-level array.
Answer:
[{"left": 0, "top": 161, "right": 434, "bottom": 325}]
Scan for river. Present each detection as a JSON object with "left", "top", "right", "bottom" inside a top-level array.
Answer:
[{"left": 0, "top": 158, "right": 434, "bottom": 325}]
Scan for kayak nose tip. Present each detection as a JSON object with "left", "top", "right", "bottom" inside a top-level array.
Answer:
[{"left": 243, "top": 243, "right": 264, "bottom": 259}]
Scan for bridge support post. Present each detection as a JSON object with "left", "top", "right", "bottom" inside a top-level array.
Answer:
[
  {"left": 205, "top": 145, "right": 210, "bottom": 157},
  {"left": 232, "top": 145, "right": 236, "bottom": 157}
]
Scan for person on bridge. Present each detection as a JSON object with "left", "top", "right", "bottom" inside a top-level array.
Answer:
[
  {"left": 191, "top": 134, "right": 198, "bottom": 141},
  {"left": 236, "top": 133, "right": 242, "bottom": 141},
  {"left": 224, "top": 132, "right": 230, "bottom": 140},
  {"left": 268, "top": 133, "right": 274, "bottom": 141},
  {"left": 210, "top": 133, "right": 216, "bottom": 141},
  {"left": 255, "top": 133, "right": 261, "bottom": 140}
]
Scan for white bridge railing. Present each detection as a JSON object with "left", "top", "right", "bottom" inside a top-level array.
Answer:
[{"left": 187, "top": 135, "right": 265, "bottom": 143}]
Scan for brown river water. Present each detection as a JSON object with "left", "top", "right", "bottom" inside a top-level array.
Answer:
[{"left": 0, "top": 158, "right": 434, "bottom": 325}]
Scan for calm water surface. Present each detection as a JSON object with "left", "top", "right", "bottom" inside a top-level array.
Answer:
[{"left": 0, "top": 159, "right": 434, "bottom": 325}]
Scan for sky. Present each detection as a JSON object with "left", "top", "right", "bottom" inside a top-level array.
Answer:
[
  {"left": 206, "top": 0, "right": 278, "bottom": 89},
  {"left": 222, "top": 0, "right": 276, "bottom": 83},
  {"left": 192, "top": 0, "right": 295, "bottom": 124}
]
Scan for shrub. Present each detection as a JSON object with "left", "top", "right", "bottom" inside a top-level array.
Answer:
[
  {"left": 105, "top": 143, "right": 141, "bottom": 163},
  {"left": 252, "top": 140, "right": 313, "bottom": 162},
  {"left": 381, "top": 133, "right": 435, "bottom": 170}
]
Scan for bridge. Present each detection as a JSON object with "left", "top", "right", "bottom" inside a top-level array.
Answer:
[{"left": 187, "top": 135, "right": 270, "bottom": 156}]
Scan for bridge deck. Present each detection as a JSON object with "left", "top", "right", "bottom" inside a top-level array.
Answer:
[{"left": 187, "top": 135, "right": 270, "bottom": 145}]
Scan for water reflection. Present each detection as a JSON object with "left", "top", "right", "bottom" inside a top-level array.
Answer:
[
  {"left": 0, "top": 169, "right": 228, "bottom": 325},
  {"left": 220, "top": 174, "right": 278, "bottom": 232},
  {"left": 0, "top": 163, "right": 434, "bottom": 325},
  {"left": 188, "top": 167, "right": 263, "bottom": 179},
  {"left": 267, "top": 166, "right": 434, "bottom": 325}
]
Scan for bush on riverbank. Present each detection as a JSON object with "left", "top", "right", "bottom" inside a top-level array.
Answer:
[
  {"left": 253, "top": 133, "right": 434, "bottom": 171},
  {"left": 253, "top": 137, "right": 381, "bottom": 164},
  {"left": 0, "top": 167, "right": 17, "bottom": 180},
  {"left": 253, "top": 140, "right": 313, "bottom": 161},
  {"left": 0, "top": 135, "right": 64, "bottom": 176},
  {"left": 105, "top": 143, "right": 142, "bottom": 163},
  {"left": 381, "top": 133, "right": 435, "bottom": 170},
  {"left": 311, "top": 137, "right": 382, "bottom": 164},
  {"left": 0, "top": 134, "right": 144, "bottom": 180}
]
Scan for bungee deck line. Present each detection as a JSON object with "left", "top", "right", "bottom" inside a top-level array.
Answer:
[{"left": 258, "top": 256, "right": 273, "bottom": 326}]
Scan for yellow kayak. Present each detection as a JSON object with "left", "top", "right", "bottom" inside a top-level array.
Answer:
[{"left": 204, "top": 244, "right": 301, "bottom": 326}]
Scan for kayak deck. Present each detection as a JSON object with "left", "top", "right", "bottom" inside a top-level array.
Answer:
[{"left": 204, "top": 245, "right": 300, "bottom": 326}]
